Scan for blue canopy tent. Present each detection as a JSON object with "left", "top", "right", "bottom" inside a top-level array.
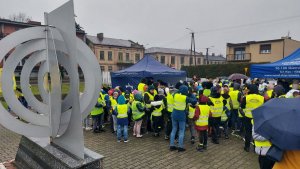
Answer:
[
  {"left": 111, "top": 55, "right": 187, "bottom": 88},
  {"left": 251, "top": 48, "right": 300, "bottom": 79}
]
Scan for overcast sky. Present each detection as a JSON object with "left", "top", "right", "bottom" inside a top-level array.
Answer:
[{"left": 1, "top": 0, "right": 300, "bottom": 55}]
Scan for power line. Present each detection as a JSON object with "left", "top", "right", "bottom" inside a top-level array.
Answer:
[{"left": 194, "top": 15, "right": 300, "bottom": 34}]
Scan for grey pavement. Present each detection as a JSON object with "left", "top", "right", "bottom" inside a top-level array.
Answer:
[{"left": 0, "top": 124, "right": 259, "bottom": 169}]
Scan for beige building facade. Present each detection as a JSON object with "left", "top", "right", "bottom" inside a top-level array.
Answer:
[
  {"left": 86, "top": 34, "right": 144, "bottom": 72},
  {"left": 145, "top": 47, "right": 226, "bottom": 70},
  {"left": 226, "top": 37, "right": 300, "bottom": 63}
]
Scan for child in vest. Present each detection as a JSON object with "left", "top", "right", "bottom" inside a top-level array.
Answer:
[
  {"left": 193, "top": 93, "right": 211, "bottom": 152},
  {"left": 132, "top": 93, "right": 145, "bottom": 138},
  {"left": 151, "top": 88, "right": 165, "bottom": 137},
  {"left": 220, "top": 104, "right": 230, "bottom": 139},
  {"left": 110, "top": 91, "right": 119, "bottom": 133},
  {"left": 90, "top": 92, "right": 106, "bottom": 133},
  {"left": 187, "top": 89, "right": 197, "bottom": 144},
  {"left": 113, "top": 95, "right": 130, "bottom": 142}
]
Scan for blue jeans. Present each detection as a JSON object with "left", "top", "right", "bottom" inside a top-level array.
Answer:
[
  {"left": 170, "top": 118, "right": 186, "bottom": 148},
  {"left": 117, "top": 124, "right": 128, "bottom": 141}
]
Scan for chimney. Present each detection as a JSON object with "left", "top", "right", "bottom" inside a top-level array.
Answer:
[
  {"left": 97, "top": 33, "right": 104, "bottom": 41},
  {"left": 212, "top": 53, "right": 215, "bottom": 56},
  {"left": 199, "top": 52, "right": 203, "bottom": 56}
]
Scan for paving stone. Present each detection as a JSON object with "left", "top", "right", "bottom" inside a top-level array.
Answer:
[{"left": 0, "top": 124, "right": 259, "bottom": 168}]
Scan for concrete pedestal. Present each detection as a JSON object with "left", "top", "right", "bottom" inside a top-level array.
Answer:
[{"left": 14, "top": 136, "right": 104, "bottom": 169}]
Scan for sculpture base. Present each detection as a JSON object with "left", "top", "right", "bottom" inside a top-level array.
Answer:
[{"left": 14, "top": 136, "right": 104, "bottom": 169}]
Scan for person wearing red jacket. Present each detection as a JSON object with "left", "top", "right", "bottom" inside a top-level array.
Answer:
[{"left": 193, "top": 92, "right": 212, "bottom": 152}]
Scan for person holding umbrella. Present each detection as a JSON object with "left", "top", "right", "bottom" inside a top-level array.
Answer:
[
  {"left": 239, "top": 84, "right": 265, "bottom": 152},
  {"left": 252, "top": 97, "right": 300, "bottom": 169}
]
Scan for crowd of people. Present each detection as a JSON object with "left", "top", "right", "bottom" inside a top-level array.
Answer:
[{"left": 86, "top": 77, "right": 300, "bottom": 169}]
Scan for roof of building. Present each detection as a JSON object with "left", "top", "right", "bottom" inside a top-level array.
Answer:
[
  {"left": 227, "top": 37, "right": 295, "bottom": 47},
  {"left": 0, "top": 18, "right": 85, "bottom": 34},
  {"left": 86, "top": 35, "right": 143, "bottom": 48},
  {"left": 145, "top": 47, "right": 201, "bottom": 55},
  {"left": 207, "top": 55, "right": 226, "bottom": 61}
]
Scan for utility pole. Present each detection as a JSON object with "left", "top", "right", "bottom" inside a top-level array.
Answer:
[
  {"left": 186, "top": 28, "right": 196, "bottom": 66},
  {"left": 205, "top": 47, "right": 209, "bottom": 65},
  {"left": 205, "top": 46, "right": 214, "bottom": 65}
]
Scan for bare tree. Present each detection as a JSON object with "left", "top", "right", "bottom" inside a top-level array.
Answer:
[{"left": 9, "top": 13, "right": 32, "bottom": 22}]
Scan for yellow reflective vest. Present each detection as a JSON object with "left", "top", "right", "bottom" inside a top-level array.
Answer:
[
  {"left": 209, "top": 97, "right": 223, "bottom": 117},
  {"left": 144, "top": 92, "right": 154, "bottom": 108},
  {"left": 244, "top": 94, "right": 264, "bottom": 118},
  {"left": 195, "top": 105, "right": 210, "bottom": 127},
  {"left": 266, "top": 90, "right": 273, "bottom": 98},
  {"left": 91, "top": 96, "right": 105, "bottom": 116},
  {"left": 116, "top": 104, "right": 128, "bottom": 118},
  {"left": 137, "top": 83, "right": 146, "bottom": 93},
  {"left": 229, "top": 90, "right": 240, "bottom": 109},
  {"left": 166, "top": 93, "right": 174, "bottom": 113},
  {"left": 188, "top": 105, "right": 195, "bottom": 119},
  {"left": 152, "top": 104, "right": 163, "bottom": 117},
  {"left": 221, "top": 109, "right": 228, "bottom": 122},
  {"left": 132, "top": 101, "right": 145, "bottom": 121},
  {"left": 173, "top": 93, "right": 187, "bottom": 111}
]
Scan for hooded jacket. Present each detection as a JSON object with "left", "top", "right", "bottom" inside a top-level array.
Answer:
[{"left": 114, "top": 95, "right": 129, "bottom": 125}]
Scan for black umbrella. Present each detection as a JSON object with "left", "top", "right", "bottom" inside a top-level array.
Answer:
[
  {"left": 252, "top": 98, "right": 300, "bottom": 150},
  {"left": 228, "top": 73, "right": 248, "bottom": 80}
]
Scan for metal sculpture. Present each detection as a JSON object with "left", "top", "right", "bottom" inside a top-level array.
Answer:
[{"left": 0, "top": 0, "right": 101, "bottom": 159}]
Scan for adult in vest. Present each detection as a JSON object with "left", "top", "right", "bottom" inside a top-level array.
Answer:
[
  {"left": 221, "top": 84, "right": 233, "bottom": 129},
  {"left": 137, "top": 78, "right": 147, "bottom": 94},
  {"left": 132, "top": 93, "right": 145, "bottom": 138},
  {"left": 228, "top": 83, "right": 242, "bottom": 132},
  {"left": 90, "top": 92, "right": 106, "bottom": 133},
  {"left": 240, "top": 84, "right": 265, "bottom": 152},
  {"left": 208, "top": 85, "right": 223, "bottom": 144},
  {"left": 114, "top": 95, "right": 130, "bottom": 142},
  {"left": 164, "top": 87, "right": 174, "bottom": 140},
  {"left": 169, "top": 85, "right": 197, "bottom": 152},
  {"left": 144, "top": 85, "right": 156, "bottom": 132},
  {"left": 252, "top": 120, "right": 274, "bottom": 169},
  {"left": 193, "top": 93, "right": 211, "bottom": 152}
]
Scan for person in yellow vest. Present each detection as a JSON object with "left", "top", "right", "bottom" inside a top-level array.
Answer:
[
  {"left": 164, "top": 87, "right": 174, "bottom": 140},
  {"left": 169, "top": 85, "right": 197, "bottom": 152},
  {"left": 220, "top": 104, "right": 230, "bottom": 139},
  {"left": 110, "top": 91, "right": 119, "bottom": 133},
  {"left": 193, "top": 93, "right": 211, "bottom": 152},
  {"left": 239, "top": 84, "right": 265, "bottom": 152},
  {"left": 132, "top": 93, "right": 145, "bottom": 138},
  {"left": 151, "top": 88, "right": 165, "bottom": 137},
  {"left": 264, "top": 83, "right": 274, "bottom": 100},
  {"left": 208, "top": 85, "right": 223, "bottom": 144},
  {"left": 113, "top": 95, "right": 130, "bottom": 142},
  {"left": 90, "top": 92, "right": 106, "bottom": 133},
  {"left": 252, "top": 120, "right": 275, "bottom": 169},
  {"left": 144, "top": 85, "right": 156, "bottom": 132},
  {"left": 229, "top": 83, "right": 242, "bottom": 133},
  {"left": 221, "top": 84, "right": 233, "bottom": 132},
  {"left": 137, "top": 78, "right": 147, "bottom": 94}
]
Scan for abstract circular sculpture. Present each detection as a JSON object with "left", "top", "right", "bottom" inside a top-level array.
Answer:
[{"left": 0, "top": 0, "right": 101, "bottom": 159}]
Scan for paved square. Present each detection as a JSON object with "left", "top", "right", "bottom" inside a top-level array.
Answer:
[{"left": 0, "top": 124, "right": 259, "bottom": 169}]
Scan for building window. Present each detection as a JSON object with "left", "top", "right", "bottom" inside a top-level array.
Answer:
[
  {"left": 100, "top": 66, "right": 105, "bottom": 72},
  {"left": 197, "top": 58, "right": 201, "bottom": 64},
  {"left": 108, "top": 66, "right": 112, "bottom": 71},
  {"left": 180, "top": 56, "right": 184, "bottom": 64},
  {"left": 99, "top": 51, "right": 105, "bottom": 60},
  {"left": 108, "top": 51, "right": 113, "bottom": 61},
  {"left": 234, "top": 47, "right": 245, "bottom": 60},
  {"left": 171, "top": 56, "right": 175, "bottom": 64},
  {"left": 126, "top": 53, "right": 130, "bottom": 62},
  {"left": 160, "top": 56, "right": 165, "bottom": 64},
  {"left": 156, "top": 56, "right": 159, "bottom": 61},
  {"left": 189, "top": 57, "right": 193, "bottom": 65},
  {"left": 135, "top": 53, "right": 140, "bottom": 62},
  {"left": 260, "top": 44, "right": 271, "bottom": 54},
  {"left": 118, "top": 52, "right": 123, "bottom": 61}
]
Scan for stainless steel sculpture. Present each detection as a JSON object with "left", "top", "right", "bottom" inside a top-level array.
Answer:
[{"left": 0, "top": 0, "right": 101, "bottom": 159}]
